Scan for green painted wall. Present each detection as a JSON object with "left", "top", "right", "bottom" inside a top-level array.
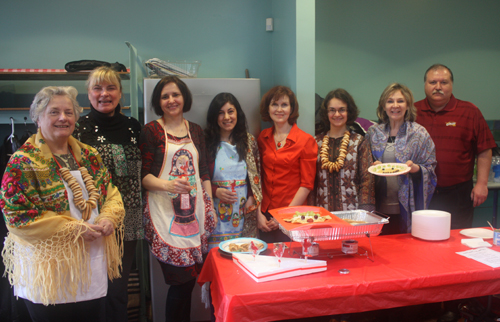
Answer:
[
  {"left": 271, "top": 0, "right": 297, "bottom": 90},
  {"left": 0, "top": 0, "right": 274, "bottom": 104},
  {"left": 316, "top": 0, "right": 500, "bottom": 121},
  {"left": 296, "top": 0, "right": 315, "bottom": 134}
]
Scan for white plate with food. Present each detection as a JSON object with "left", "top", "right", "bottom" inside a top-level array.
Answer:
[
  {"left": 368, "top": 163, "right": 411, "bottom": 177},
  {"left": 460, "top": 228, "right": 493, "bottom": 239},
  {"left": 219, "top": 238, "right": 268, "bottom": 254}
]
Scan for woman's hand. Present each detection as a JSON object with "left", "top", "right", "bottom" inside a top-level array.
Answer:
[
  {"left": 81, "top": 223, "right": 103, "bottom": 242},
  {"left": 216, "top": 188, "right": 238, "bottom": 204},
  {"left": 372, "top": 160, "right": 382, "bottom": 166},
  {"left": 245, "top": 196, "right": 256, "bottom": 212},
  {"left": 257, "top": 211, "right": 271, "bottom": 232},
  {"left": 257, "top": 210, "right": 278, "bottom": 232},
  {"left": 165, "top": 177, "right": 192, "bottom": 194},
  {"left": 405, "top": 160, "right": 420, "bottom": 174},
  {"left": 97, "top": 219, "right": 115, "bottom": 236}
]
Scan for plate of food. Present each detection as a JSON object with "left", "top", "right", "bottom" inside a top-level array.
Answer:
[
  {"left": 368, "top": 163, "right": 410, "bottom": 176},
  {"left": 218, "top": 238, "right": 268, "bottom": 254}
]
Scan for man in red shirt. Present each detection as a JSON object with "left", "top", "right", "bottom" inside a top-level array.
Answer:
[{"left": 415, "top": 64, "right": 496, "bottom": 229}]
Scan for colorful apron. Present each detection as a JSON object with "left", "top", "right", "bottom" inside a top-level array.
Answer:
[
  {"left": 146, "top": 120, "right": 208, "bottom": 265},
  {"left": 208, "top": 142, "right": 248, "bottom": 250}
]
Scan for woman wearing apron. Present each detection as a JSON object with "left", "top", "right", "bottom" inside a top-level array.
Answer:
[
  {"left": 205, "top": 93, "right": 262, "bottom": 249},
  {"left": 0, "top": 86, "right": 124, "bottom": 321},
  {"left": 139, "top": 76, "right": 216, "bottom": 322}
]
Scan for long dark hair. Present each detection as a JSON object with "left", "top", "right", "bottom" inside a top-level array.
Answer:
[{"left": 205, "top": 93, "right": 249, "bottom": 162}]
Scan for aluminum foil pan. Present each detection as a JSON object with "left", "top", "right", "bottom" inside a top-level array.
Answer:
[{"left": 278, "top": 209, "right": 389, "bottom": 242}]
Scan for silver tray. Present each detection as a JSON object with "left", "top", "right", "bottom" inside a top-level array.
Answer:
[{"left": 278, "top": 209, "right": 389, "bottom": 242}]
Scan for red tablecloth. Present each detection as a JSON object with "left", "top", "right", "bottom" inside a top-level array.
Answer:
[{"left": 198, "top": 229, "right": 500, "bottom": 322}]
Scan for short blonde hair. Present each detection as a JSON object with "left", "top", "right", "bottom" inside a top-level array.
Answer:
[
  {"left": 30, "top": 86, "right": 82, "bottom": 125},
  {"left": 376, "top": 83, "right": 417, "bottom": 124},
  {"left": 86, "top": 66, "right": 122, "bottom": 91}
]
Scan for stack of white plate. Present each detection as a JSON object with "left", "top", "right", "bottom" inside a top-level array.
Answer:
[{"left": 411, "top": 210, "right": 451, "bottom": 241}]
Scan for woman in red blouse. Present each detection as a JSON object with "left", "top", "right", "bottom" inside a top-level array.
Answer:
[{"left": 257, "top": 86, "right": 318, "bottom": 242}]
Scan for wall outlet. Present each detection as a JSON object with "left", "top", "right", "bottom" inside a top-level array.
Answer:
[{"left": 266, "top": 18, "right": 273, "bottom": 31}]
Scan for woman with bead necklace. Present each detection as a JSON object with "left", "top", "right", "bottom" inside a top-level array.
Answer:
[
  {"left": 257, "top": 85, "right": 318, "bottom": 243},
  {"left": 205, "top": 93, "right": 262, "bottom": 249},
  {"left": 366, "top": 83, "right": 437, "bottom": 234},
  {"left": 139, "top": 76, "right": 215, "bottom": 322},
  {"left": 0, "top": 86, "right": 124, "bottom": 321},
  {"left": 73, "top": 66, "right": 143, "bottom": 322},
  {"left": 310, "top": 88, "right": 375, "bottom": 212}
]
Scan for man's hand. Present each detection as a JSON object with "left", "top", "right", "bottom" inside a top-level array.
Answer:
[{"left": 471, "top": 183, "right": 488, "bottom": 207}]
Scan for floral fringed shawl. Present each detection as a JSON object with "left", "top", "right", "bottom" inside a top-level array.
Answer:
[
  {"left": 1, "top": 129, "right": 125, "bottom": 305},
  {"left": 366, "top": 122, "right": 437, "bottom": 233},
  {"left": 241, "top": 133, "right": 262, "bottom": 238}
]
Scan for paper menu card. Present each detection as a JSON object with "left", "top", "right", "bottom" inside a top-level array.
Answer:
[
  {"left": 233, "top": 253, "right": 327, "bottom": 283},
  {"left": 456, "top": 248, "right": 500, "bottom": 268}
]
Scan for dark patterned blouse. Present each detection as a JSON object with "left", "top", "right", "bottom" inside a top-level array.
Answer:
[{"left": 73, "top": 105, "right": 144, "bottom": 241}]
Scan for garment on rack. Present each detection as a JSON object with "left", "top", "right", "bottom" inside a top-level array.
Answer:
[{"left": 0, "top": 133, "right": 21, "bottom": 176}]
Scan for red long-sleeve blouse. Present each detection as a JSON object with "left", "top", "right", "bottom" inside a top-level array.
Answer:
[{"left": 257, "top": 123, "right": 317, "bottom": 212}]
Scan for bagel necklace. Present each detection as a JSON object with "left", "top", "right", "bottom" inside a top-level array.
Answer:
[
  {"left": 54, "top": 149, "right": 99, "bottom": 221},
  {"left": 320, "top": 130, "right": 350, "bottom": 173}
]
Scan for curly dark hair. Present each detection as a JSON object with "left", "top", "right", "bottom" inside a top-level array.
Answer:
[
  {"left": 259, "top": 86, "right": 299, "bottom": 125},
  {"left": 317, "top": 88, "right": 359, "bottom": 134},
  {"left": 205, "top": 93, "right": 249, "bottom": 162},
  {"left": 151, "top": 76, "right": 192, "bottom": 116}
]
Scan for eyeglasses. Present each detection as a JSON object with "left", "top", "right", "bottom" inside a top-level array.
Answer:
[{"left": 327, "top": 108, "right": 347, "bottom": 114}]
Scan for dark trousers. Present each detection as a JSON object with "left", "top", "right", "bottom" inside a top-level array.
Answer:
[
  {"left": 0, "top": 281, "right": 31, "bottom": 322},
  {"left": 379, "top": 214, "right": 402, "bottom": 235},
  {"left": 260, "top": 210, "right": 290, "bottom": 243},
  {"left": 165, "top": 278, "right": 197, "bottom": 322},
  {"left": 1, "top": 218, "right": 31, "bottom": 322},
  {"left": 157, "top": 260, "right": 200, "bottom": 322},
  {"left": 429, "top": 180, "right": 474, "bottom": 230},
  {"left": 105, "top": 240, "right": 137, "bottom": 322},
  {"left": 24, "top": 298, "right": 105, "bottom": 322}
]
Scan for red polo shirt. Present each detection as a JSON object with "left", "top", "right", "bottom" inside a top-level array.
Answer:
[
  {"left": 257, "top": 123, "right": 318, "bottom": 212},
  {"left": 415, "top": 95, "right": 496, "bottom": 187}
]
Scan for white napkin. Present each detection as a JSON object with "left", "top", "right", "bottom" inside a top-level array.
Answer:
[{"left": 461, "top": 238, "right": 492, "bottom": 248}]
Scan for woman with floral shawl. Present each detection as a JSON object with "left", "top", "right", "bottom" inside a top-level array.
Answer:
[
  {"left": 0, "top": 86, "right": 124, "bottom": 321},
  {"left": 366, "top": 83, "right": 436, "bottom": 234}
]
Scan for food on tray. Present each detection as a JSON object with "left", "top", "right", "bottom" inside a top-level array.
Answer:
[
  {"left": 228, "top": 241, "right": 264, "bottom": 252},
  {"left": 343, "top": 219, "right": 368, "bottom": 225},
  {"left": 368, "top": 163, "right": 410, "bottom": 177},
  {"left": 376, "top": 166, "right": 403, "bottom": 174},
  {"left": 283, "top": 211, "right": 332, "bottom": 224}
]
